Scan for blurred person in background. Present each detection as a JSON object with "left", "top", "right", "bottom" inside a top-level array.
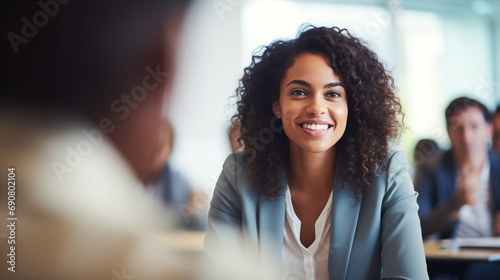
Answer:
[
  {"left": 413, "top": 138, "right": 442, "bottom": 168},
  {"left": 493, "top": 105, "right": 500, "bottom": 153},
  {"left": 228, "top": 118, "right": 244, "bottom": 153},
  {"left": 412, "top": 138, "right": 442, "bottom": 180},
  {"left": 0, "top": 1, "right": 195, "bottom": 280},
  {"left": 415, "top": 96, "right": 500, "bottom": 280},
  {"left": 415, "top": 97, "right": 499, "bottom": 239},
  {"left": 205, "top": 25, "right": 428, "bottom": 279},
  {"left": 146, "top": 118, "right": 208, "bottom": 231}
]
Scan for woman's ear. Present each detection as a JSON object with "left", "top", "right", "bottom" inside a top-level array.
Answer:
[{"left": 272, "top": 101, "right": 282, "bottom": 119}]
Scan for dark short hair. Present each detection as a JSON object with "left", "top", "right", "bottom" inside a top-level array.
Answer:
[{"left": 445, "top": 97, "right": 492, "bottom": 125}]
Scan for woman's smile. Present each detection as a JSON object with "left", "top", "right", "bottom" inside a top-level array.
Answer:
[{"left": 297, "top": 121, "right": 333, "bottom": 136}]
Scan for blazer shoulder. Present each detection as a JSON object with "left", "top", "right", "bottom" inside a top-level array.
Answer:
[
  {"left": 220, "top": 151, "right": 254, "bottom": 194},
  {"left": 365, "top": 150, "right": 409, "bottom": 193},
  {"left": 376, "top": 150, "right": 409, "bottom": 183},
  {"left": 221, "top": 151, "right": 246, "bottom": 179},
  {"left": 373, "top": 150, "right": 420, "bottom": 213},
  {"left": 383, "top": 149, "right": 409, "bottom": 170},
  {"left": 378, "top": 149, "right": 415, "bottom": 193}
]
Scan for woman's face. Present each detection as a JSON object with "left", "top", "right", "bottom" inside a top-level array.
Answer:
[{"left": 273, "top": 52, "right": 348, "bottom": 154}]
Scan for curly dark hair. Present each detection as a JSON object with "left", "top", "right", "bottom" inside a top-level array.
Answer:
[{"left": 233, "top": 25, "right": 404, "bottom": 200}]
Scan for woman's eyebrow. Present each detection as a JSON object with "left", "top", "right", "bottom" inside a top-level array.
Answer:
[
  {"left": 324, "top": 82, "right": 345, "bottom": 89},
  {"left": 285, "top": 80, "right": 345, "bottom": 89},
  {"left": 286, "top": 79, "right": 311, "bottom": 88}
]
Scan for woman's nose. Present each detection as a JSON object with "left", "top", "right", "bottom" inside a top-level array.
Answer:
[{"left": 305, "top": 94, "right": 326, "bottom": 116}]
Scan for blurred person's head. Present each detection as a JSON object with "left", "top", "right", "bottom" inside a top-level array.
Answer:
[
  {"left": 1, "top": 0, "right": 191, "bottom": 183},
  {"left": 229, "top": 118, "right": 244, "bottom": 153},
  {"left": 493, "top": 106, "right": 500, "bottom": 153},
  {"left": 445, "top": 97, "right": 492, "bottom": 164},
  {"left": 413, "top": 138, "right": 441, "bottom": 167}
]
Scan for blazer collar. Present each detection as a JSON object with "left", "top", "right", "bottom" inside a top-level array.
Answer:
[
  {"left": 257, "top": 192, "right": 286, "bottom": 279},
  {"left": 328, "top": 174, "right": 361, "bottom": 280}
]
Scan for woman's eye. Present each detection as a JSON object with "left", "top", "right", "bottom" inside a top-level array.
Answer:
[
  {"left": 291, "top": 89, "right": 306, "bottom": 96},
  {"left": 325, "top": 91, "right": 340, "bottom": 98}
]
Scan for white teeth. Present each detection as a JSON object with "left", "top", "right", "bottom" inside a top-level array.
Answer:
[{"left": 301, "top": 124, "right": 329, "bottom": 131}]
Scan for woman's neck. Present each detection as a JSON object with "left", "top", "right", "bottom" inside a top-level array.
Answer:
[{"left": 288, "top": 144, "right": 337, "bottom": 192}]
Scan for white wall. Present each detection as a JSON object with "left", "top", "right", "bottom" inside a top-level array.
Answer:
[{"left": 167, "top": 0, "right": 243, "bottom": 190}]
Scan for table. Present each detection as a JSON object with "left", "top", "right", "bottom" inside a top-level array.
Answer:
[
  {"left": 158, "top": 230, "right": 206, "bottom": 252},
  {"left": 158, "top": 234, "right": 500, "bottom": 260},
  {"left": 157, "top": 235, "right": 500, "bottom": 261},
  {"left": 424, "top": 240, "right": 500, "bottom": 262},
  {"left": 424, "top": 240, "right": 500, "bottom": 279}
]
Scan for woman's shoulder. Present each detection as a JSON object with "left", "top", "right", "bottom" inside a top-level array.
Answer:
[
  {"left": 379, "top": 149, "right": 416, "bottom": 190},
  {"left": 219, "top": 151, "right": 259, "bottom": 196},
  {"left": 364, "top": 149, "right": 417, "bottom": 208},
  {"left": 221, "top": 151, "right": 247, "bottom": 177},
  {"left": 372, "top": 149, "right": 412, "bottom": 188},
  {"left": 382, "top": 149, "right": 409, "bottom": 170}
]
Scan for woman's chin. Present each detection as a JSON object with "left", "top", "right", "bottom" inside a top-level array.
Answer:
[{"left": 295, "top": 143, "right": 337, "bottom": 154}]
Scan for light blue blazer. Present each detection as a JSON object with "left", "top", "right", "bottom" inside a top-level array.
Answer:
[{"left": 204, "top": 150, "right": 429, "bottom": 280}]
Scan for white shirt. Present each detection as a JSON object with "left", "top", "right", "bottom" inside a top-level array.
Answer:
[
  {"left": 281, "top": 188, "right": 332, "bottom": 280},
  {"left": 455, "top": 160, "right": 494, "bottom": 237}
]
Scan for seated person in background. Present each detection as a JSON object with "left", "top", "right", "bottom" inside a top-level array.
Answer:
[
  {"left": 412, "top": 138, "right": 442, "bottom": 180},
  {"left": 415, "top": 97, "right": 500, "bottom": 239},
  {"left": 413, "top": 139, "right": 441, "bottom": 167},
  {"left": 228, "top": 118, "right": 244, "bottom": 153},
  {"left": 493, "top": 106, "right": 500, "bottom": 153},
  {"left": 146, "top": 119, "right": 208, "bottom": 230}
]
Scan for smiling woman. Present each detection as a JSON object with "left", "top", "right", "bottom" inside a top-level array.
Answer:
[{"left": 204, "top": 26, "right": 429, "bottom": 280}]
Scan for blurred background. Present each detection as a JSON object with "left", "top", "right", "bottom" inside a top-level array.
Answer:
[
  {"left": 0, "top": 1, "right": 498, "bottom": 279},
  {"left": 169, "top": 0, "right": 500, "bottom": 191}
]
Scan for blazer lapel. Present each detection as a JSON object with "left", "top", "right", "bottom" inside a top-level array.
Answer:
[
  {"left": 257, "top": 192, "right": 286, "bottom": 277},
  {"left": 328, "top": 179, "right": 361, "bottom": 280}
]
